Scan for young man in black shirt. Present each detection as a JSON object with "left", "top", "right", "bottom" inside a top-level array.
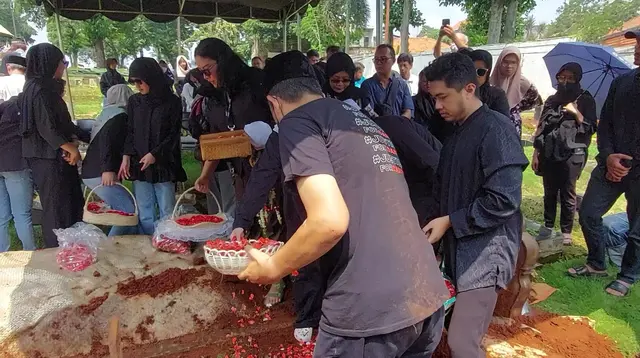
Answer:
[
  {"left": 423, "top": 53, "right": 528, "bottom": 358},
  {"left": 238, "top": 51, "right": 449, "bottom": 357},
  {"left": 568, "top": 31, "right": 640, "bottom": 297}
]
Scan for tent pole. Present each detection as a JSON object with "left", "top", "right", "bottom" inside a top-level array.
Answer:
[
  {"left": 375, "top": 0, "right": 382, "bottom": 46},
  {"left": 283, "top": 19, "right": 287, "bottom": 52},
  {"left": 55, "top": 12, "right": 76, "bottom": 120},
  {"left": 10, "top": 0, "right": 18, "bottom": 36},
  {"left": 344, "top": 1, "right": 350, "bottom": 53},
  {"left": 296, "top": 13, "right": 301, "bottom": 51}
]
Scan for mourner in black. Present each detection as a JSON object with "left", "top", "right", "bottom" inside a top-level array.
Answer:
[
  {"left": 569, "top": 30, "right": 640, "bottom": 298},
  {"left": 119, "top": 57, "right": 186, "bottom": 236},
  {"left": 239, "top": 51, "right": 448, "bottom": 358},
  {"left": 99, "top": 58, "right": 126, "bottom": 100},
  {"left": 19, "top": 43, "right": 88, "bottom": 248},
  {"left": 468, "top": 49, "right": 511, "bottom": 118},
  {"left": 533, "top": 62, "right": 596, "bottom": 245},
  {"left": 193, "top": 38, "right": 272, "bottom": 215},
  {"left": 413, "top": 68, "right": 451, "bottom": 142},
  {"left": 424, "top": 53, "right": 528, "bottom": 358}
]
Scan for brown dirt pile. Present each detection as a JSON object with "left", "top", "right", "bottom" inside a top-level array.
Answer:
[
  {"left": 78, "top": 293, "right": 109, "bottom": 315},
  {"left": 116, "top": 267, "right": 206, "bottom": 298}
]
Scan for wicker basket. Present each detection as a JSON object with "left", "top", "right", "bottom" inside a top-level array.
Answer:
[
  {"left": 83, "top": 183, "right": 139, "bottom": 227},
  {"left": 200, "top": 130, "right": 252, "bottom": 161},
  {"left": 204, "top": 240, "right": 283, "bottom": 275},
  {"left": 172, "top": 187, "right": 228, "bottom": 228}
]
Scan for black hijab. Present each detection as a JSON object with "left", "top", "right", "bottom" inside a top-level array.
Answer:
[
  {"left": 468, "top": 49, "right": 493, "bottom": 93},
  {"left": 20, "top": 44, "right": 66, "bottom": 136},
  {"left": 323, "top": 52, "right": 365, "bottom": 102},
  {"left": 551, "top": 62, "right": 584, "bottom": 105},
  {"left": 128, "top": 57, "right": 173, "bottom": 104}
]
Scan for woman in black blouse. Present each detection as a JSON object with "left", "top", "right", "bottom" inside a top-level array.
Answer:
[
  {"left": 118, "top": 58, "right": 187, "bottom": 235},
  {"left": 468, "top": 49, "right": 511, "bottom": 118},
  {"left": 193, "top": 38, "right": 272, "bottom": 215},
  {"left": 323, "top": 52, "right": 372, "bottom": 113},
  {"left": 20, "top": 43, "right": 88, "bottom": 248},
  {"left": 82, "top": 84, "right": 137, "bottom": 236}
]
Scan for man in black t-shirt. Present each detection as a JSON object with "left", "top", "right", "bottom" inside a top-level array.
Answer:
[{"left": 238, "top": 51, "right": 449, "bottom": 357}]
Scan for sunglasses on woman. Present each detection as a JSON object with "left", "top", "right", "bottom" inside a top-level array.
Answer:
[
  {"left": 330, "top": 78, "right": 351, "bottom": 85},
  {"left": 476, "top": 68, "right": 488, "bottom": 77}
]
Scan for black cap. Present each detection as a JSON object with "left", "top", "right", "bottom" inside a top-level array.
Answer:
[
  {"left": 263, "top": 50, "right": 315, "bottom": 94},
  {"left": 624, "top": 30, "right": 640, "bottom": 39},
  {"left": 4, "top": 54, "right": 26, "bottom": 67}
]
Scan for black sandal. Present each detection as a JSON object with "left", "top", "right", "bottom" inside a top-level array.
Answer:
[
  {"left": 605, "top": 280, "right": 630, "bottom": 297},
  {"left": 567, "top": 265, "right": 608, "bottom": 278}
]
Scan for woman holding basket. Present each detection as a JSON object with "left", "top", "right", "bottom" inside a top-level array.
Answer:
[
  {"left": 82, "top": 84, "right": 138, "bottom": 236},
  {"left": 119, "top": 58, "right": 187, "bottom": 235}
]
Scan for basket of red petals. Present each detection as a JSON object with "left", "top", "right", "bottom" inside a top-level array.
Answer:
[
  {"left": 204, "top": 237, "right": 283, "bottom": 275},
  {"left": 172, "top": 187, "right": 227, "bottom": 228},
  {"left": 83, "top": 184, "right": 138, "bottom": 227}
]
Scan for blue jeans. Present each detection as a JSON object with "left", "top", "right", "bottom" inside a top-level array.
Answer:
[
  {"left": 0, "top": 170, "right": 35, "bottom": 252},
  {"left": 133, "top": 181, "right": 176, "bottom": 235},
  {"left": 580, "top": 166, "right": 640, "bottom": 284},
  {"left": 603, "top": 212, "right": 630, "bottom": 269},
  {"left": 83, "top": 177, "right": 139, "bottom": 236}
]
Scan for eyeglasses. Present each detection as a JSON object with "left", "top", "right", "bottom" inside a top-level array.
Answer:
[
  {"left": 476, "top": 68, "right": 488, "bottom": 77},
  {"left": 128, "top": 78, "right": 143, "bottom": 85},
  {"left": 373, "top": 57, "right": 392, "bottom": 64},
  {"left": 330, "top": 78, "right": 351, "bottom": 85},
  {"left": 200, "top": 64, "right": 215, "bottom": 77},
  {"left": 556, "top": 75, "right": 577, "bottom": 84}
]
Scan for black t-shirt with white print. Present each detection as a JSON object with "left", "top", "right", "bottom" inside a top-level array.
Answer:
[{"left": 278, "top": 98, "right": 448, "bottom": 338}]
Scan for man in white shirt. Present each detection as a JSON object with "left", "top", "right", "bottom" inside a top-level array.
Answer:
[
  {"left": 0, "top": 54, "right": 26, "bottom": 102},
  {"left": 397, "top": 53, "right": 419, "bottom": 96}
]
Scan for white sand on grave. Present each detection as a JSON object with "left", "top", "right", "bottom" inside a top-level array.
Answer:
[{"left": 0, "top": 236, "right": 228, "bottom": 358}]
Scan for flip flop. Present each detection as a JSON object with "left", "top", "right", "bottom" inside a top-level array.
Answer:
[
  {"left": 264, "top": 280, "right": 285, "bottom": 308},
  {"left": 567, "top": 265, "right": 608, "bottom": 278},
  {"left": 605, "top": 280, "right": 630, "bottom": 297}
]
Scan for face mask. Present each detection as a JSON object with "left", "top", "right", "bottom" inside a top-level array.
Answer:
[{"left": 557, "top": 82, "right": 581, "bottom": 102}]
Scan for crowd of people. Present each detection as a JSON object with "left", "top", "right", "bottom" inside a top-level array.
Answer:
[{"left": 0, "top": 24, "right": 638, "bottom": 357}]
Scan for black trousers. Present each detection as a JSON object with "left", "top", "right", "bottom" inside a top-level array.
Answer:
[
  {"left": 542, "top": 154, "right": 585, "bottom": 233},
  {"left": 313, "top": 306, "right": 445, "bottom": 358},
  {"left": 27, "top": 157, "right": 84, "bottom": 248},
  {"left": 447, "top": 286, "right": 498, "bottom": 358},
  {"left": 293, "top": 259, "right": 325, "bottom": 329}
]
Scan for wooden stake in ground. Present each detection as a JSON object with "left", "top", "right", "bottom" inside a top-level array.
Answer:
[{"left": 108, "top": 316, "right": 123, "bottom": 358}]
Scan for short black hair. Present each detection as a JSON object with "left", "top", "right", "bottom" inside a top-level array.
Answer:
[
  {"left": 376, "top": 44, "right": 395, "bottom": 58},
  {"left": 106, "top": 58, "right": 118, "bottom": 67},
  {"left": 424, "top": 52, "right": 477, "bottom": 91},
  {"left": 326, "top": 45, "right": 341, "bottom": 55},
  {"left": 457, "top": 47, "right": 473, "bottom": 57},
  {"left": 158, "top": 60, "right": 167, "bottom": 65},
  {"left": 307, "top": 49, "right": 320, "bottom": 58},
  {"left": 397, "top": 53, "right": 413, "bottom": 65},
  {"left": 269, "top": 77, "right": 323, "bottom": 102}
]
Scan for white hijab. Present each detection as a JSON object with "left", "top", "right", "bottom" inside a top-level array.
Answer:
[
  {"left": 91, "top": 84, "right": 133, "bottom": 142},
  {"left": 244, "top": 121, "right": 273, "bottom": 150},
  {"left": 175, "top": 55, "right": 190, "bottom": 79}
]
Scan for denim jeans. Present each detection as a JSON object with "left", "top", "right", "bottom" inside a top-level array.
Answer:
[
  {"left": 603, "top": 212, "right": 630, "bottom": 269},
  {"left": 133, "top": 181, "right": 176, "bottom": 235},
  {"left": 83, "top": 177, "right": 139, "bottom": 236},
  {"left": 0, "top": 170, "right": 35, "bottom": 252},
  {"left": 579, "top": 166, "right": 640, "bottom": 284}
]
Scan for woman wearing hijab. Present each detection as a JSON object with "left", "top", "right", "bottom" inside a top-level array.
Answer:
[
  {"left": 193, "top": 38, "right": 272, "bottom": 216},
  {"left": 490, "top": 46, "right": 542, "bottom": 137},
  {"left": 118, "top": 58, "right": 187, "bottom": 235},
  {"left": 532, "top": 62, "right": 596, "bottom": 246},
  {"left": 175, "top": 55, "right": 191, "bottom": 95},
  {"left": 468, "top": 49, "right": 511, "bottom": 118},
  {"left": 323, "top": 52, "right": 371, "bottom": 110},
  {"left": 20, "top": 43, "right": 87, "bottom": 248},
  {"left": 82, "top": 84, "right": 137, "bottom": 236}
]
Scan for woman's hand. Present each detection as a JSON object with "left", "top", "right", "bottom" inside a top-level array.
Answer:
[
  {"left": 531, "top": 149, "right": 540, "bottom": 172},
  {"left": 194, "top": 174, "right": 210, "bottom": 193},
  {"left": 564, "top": 102, "right": 583, "bottom": 123},
  {"left": 101, "top": 171, "right": 117, "bottom": 186},
  {"left": 64, "top": 146, "right": 81, "bottom": 166},
  {"left": 230, "top": 228, "right": 245, "bottom": 241},
  {"left": 118, "top": 155, "right": 130, "bottom": 180},
  {"left": 422, "top": 215, "right": 452, "bottom": 244},
  {"left": 139, "top": 153, "right": 156, "bottom": 171}
]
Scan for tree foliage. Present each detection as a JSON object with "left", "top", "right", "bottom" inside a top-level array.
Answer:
[
  {"left": 419, "top": 25, "right": 441, "bottom": 39},
  {"left": 295, "top": 0, "right": 369, "bottom": 51},
  {"left": 0, "top": 0, "right": 37, "bottom": 42},
  {"left": 546, "top": 0, "right": 640, "bottom": 43},
  {"left": 440, "top": 0, "right": 537, "bottom": 45},
  {"left": 187, "top": 18, "right": 251, "bottom": 60},
  {"left": 383, "top": 0, "right": 425, "bottom": 40}
]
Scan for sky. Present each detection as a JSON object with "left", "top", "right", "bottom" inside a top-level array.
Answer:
[{"left": 31, "top": 0, "right": 563, "bottom": 45}]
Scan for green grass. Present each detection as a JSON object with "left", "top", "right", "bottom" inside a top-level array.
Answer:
[{"left": 6, "top": 89, "right": 639, "bottom": 356}]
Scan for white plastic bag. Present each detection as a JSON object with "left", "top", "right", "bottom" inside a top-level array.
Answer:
[
  {"left": 153, "top": 215, "right": 233, "bottom": 243},
  {"left": 54, "top": 222, "right": 107, "bottom": 271}
]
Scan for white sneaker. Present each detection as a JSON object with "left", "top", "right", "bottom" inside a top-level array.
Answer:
[{"left": 294, "top": 327, "right": 313, "bottom": 343}]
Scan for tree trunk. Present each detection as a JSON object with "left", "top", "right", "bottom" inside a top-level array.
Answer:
[
  {"left": 400, "top": 0, "right": 411, "bottom": 53},
  {"left": 503, "top": 0, "right": 518, "bottom": 43},
  {"left": 93, "top": 40, "right": 106, "bottom": 68},
  {"left": 385, "top": 0, "right": 392, "bottom": 44},
  {"left": 139, "top": 49, "right": 144, "bottom": 58},
  {"left": 72, "top": 52, "right": 79, "bottom": 67},
  {"left": 487, "top": 0, "right": 505, "bottom": 44}
]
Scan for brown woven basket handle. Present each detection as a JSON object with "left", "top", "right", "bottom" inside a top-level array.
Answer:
[
  {"left": 172, "top": 186, "right": 222, "bottom": 218},
  {"left": 83, "top": 183, "right": 139, "bottom": 216}
]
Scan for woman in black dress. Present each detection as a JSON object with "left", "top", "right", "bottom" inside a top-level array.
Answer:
[
  {"left": 193, "top": 38, "right": 272, "bottom": 215},
  {"left": 118, "top": 58, "right": 186, "bottom": 235},
  {"left": 20, "top": 43, "right": 88, "bottom": 248},
  {"left": 323, "top": 52, "right": 372, "bottom": 114}
]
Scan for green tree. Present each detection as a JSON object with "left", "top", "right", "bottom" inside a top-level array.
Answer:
[
  {"left": 546, "top": 0, "right": 640, "bottom": 43},
  {"left": 147, "top": 19, "right": 195, "bottom": 63},
  {"left": 0, "top": 0, "right": 37, "bottom": 42},
  {"left": 383, "top": 0, "right": 425, "bottom": 42},
  {"left": 242, "top": 20, "right": 282, "bottom": 58},
  {"left": 46, "top": 17, "right": 87, "bottom": 66},
  {"left": 419, "top": 25, "right": 441, "bottom": 39},
  {"left": 187, "top": 18, "right": 251, "bottom": 60},
  {"left": 105, "top": 17, "right": 153, "bottom": 63}
]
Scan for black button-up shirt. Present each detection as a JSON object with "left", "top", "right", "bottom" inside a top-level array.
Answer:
[{"left": 0, "top": 98, "right": 26, "bottom": 172}]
